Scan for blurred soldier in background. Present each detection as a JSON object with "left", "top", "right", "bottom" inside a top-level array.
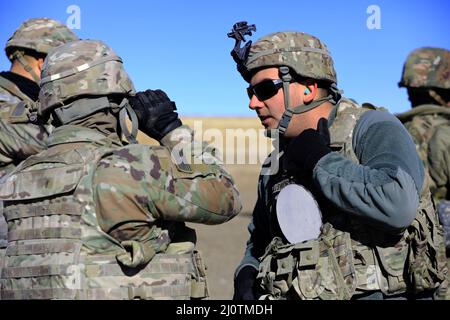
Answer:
[
  {"left": 0, "top": 18, "right": 79, "bottom": 177},
  {"left": 0, "top": 39, "right": 241, "bottom": 299},
  {"left": 396, "top": 47, "right": 450, "bottom": 299},
  {"left": 0, "top": 17, "right": 79, "bottom": 286},
  {"left": 228, "top": 24, "right": 447, "bottom": 300}
]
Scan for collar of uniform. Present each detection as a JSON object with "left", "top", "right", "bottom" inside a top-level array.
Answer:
[
  {"left": 0, "top": 71, "right": 39, "bottom": 101},
  {"left": 46, "top": 125, "right": 123, "bottom": 148},
  {"left": 327, "top": 100, "right": 340, "bottom": 127}
]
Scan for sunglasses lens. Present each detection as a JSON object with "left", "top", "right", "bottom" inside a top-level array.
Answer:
[
  {"left": 247, "top": 87, "right": 254, "bottom": 99},
  {"left": 249, "top": 80, "right": 280, "bottom": 101}
]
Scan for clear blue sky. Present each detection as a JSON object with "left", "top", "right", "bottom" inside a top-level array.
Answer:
[{"left": 1, "top": 0, "right": 449, "bottom": 116}]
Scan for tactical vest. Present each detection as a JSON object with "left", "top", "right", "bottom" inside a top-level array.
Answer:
[
  {"left": 397, "top": 104, "right": 450, "bottom": 299},
  {"left": 397, "top": 104, "right": 450, "bottom": 203},
  {"left": 0, "top": 75, "right": 37, "bottom": 294},
  {"left": 0, "top": 141, "right": 208, "bottom": 300},
  {"left": 257, "top": 98, "right": 448, "bottom": 300}
]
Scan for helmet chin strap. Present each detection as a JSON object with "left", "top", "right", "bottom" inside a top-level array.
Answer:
[
  {"left": 11, "top": 51, "right": 41, "bottom": 83},
  {"left": 428, "top": 89, "right": 447, "bottom": 107},
  {"left": 118, "top": 97, "right": 139, "bottom": 144},
  {"left": 275, "top": 66, "right": 341, "bottom": 137}
]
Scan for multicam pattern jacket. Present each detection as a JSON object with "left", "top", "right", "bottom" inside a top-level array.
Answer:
[{"left": 0, "top": 124, "right": 241, "bottom": 299}]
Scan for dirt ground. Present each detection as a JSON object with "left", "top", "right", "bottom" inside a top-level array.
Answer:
[{"left": 187, "top": 213, "right": 252, "bottom": 300}]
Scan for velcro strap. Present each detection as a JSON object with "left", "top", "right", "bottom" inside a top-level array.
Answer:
[
  {"left": 0, "top": 285, "right": 194, "bottom": 300},
  {"left": 79, "top": 284, "right": 192, "bottom": 300},
  {"left": 85, "top": 258, "right": 194, "bottom": 277},
  {"left": 4, "top": 202, "right": 82, "bottom": 221},
  {"left": 2, "top": 263, "right": 75, "bottom": 278},
  {"left": 6, "top": 241, "right": 79, "bottom": 256},
  {"left": 1, "top": 288, "right": 76, "bottom": 300},
  {"left": 8, "top": 227, "right": 81, "bottom": 241}
]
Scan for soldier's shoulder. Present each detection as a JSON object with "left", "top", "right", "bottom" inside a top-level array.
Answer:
[
  {"left": 0, "top": 86, "right": 20, "bottom": 105},
  {"left": 110, "top": 144, "right": 170, "bottom": 161},
  {"left": 0, "top": 100, "right": 33, "bottom": 123},
  {"left": 97, "top": 144, "right": 172, "bottom": 172}
]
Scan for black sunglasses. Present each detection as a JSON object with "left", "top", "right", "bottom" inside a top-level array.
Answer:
[{"left": 247, "top": 79, "right": 284, "bottom": 101}]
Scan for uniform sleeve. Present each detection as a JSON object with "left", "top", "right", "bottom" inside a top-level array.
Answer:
[
  {"left": 93, "top": 125, "right": 242, "bottom": 241},
  {"left": 235, "top": 176, "right": 272, "bottom": 277},
  {"left": 0, "top": 116, "right": 50, "bottom": 178},
  {"left": 428, "top": 125, "right": 450, "bottom": 194},
  {"left": 313, "top": 110, "right": 423, "bottom": 232}
]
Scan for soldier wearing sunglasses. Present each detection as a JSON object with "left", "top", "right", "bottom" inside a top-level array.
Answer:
[{"left": 229, "top": 25, "right": 448, "bottom": 300}]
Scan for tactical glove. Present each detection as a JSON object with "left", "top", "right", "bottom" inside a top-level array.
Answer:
[
  {"left": 287, "top": 118, "right": 332, "bottom": 174},
  {"left": 233, "top": 266, "right": 260, "bottom": 300},
  {"left": 129, "top": 89, "right": 182, "bottom": 141}
]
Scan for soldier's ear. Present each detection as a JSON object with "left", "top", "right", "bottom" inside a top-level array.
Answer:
[
  {"left": 303, "top": 82, "right": 317, "bottom": 104},
  {"left": 37, "top": 58, "right": 45, "bottom": 74}
]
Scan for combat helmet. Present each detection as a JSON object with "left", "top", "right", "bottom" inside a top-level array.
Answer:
[
  {"left": 399, "top": 47, "right": 450, "bottom": 106},
  {"left": 39, "top": 39, "right": 138, "bottom": 142},
  {"left": 399, "top": 47, "right": 450, "bottom": 89},
  {"left": 5, "top": 18, "right": 79, "bottom": 82},
  {"left": 244, "top": 31, "right": 337, "bottom": 85},
  {"left": 228, "top": 22, "right": 341, "bottom": 136}
]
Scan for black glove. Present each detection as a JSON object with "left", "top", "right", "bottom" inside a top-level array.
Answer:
[
  {"left": 128, "top": 89, "right": 182, "bottom": 141},
  {"left": 286, "top": 118, "right": 332, "bottom": 174},
  {"left": 233, "top": 266, "right": 259, "bottom": 300}
]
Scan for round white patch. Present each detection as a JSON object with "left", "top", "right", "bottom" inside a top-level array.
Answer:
[{"left": 276, "top": 184, "right": 322, "bottom": 244}]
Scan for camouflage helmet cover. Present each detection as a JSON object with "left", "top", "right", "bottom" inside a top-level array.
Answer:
[
  {"left": 399, "top": 47, "right": 450, "bottom": 89},
  {"left": 39, "top": 39, "right": 135, "bottom": 114},
  {"left": 243, "top": 31, "right": 337, "bottom": 84},
  {"left": 5, "top": 18, "right": 79, "bottom": 59}
]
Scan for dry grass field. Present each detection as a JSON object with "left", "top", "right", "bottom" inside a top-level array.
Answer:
[
  {"left": 132, "top": 117, "right": 269, "bottom": 299},
  {"left": 134, "top": 116, "right": 271, "bottom": 214}
]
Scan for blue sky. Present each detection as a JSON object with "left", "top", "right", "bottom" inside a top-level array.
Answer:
[{"left": 0, "top": 0, "right": 449, "bottom": 116}]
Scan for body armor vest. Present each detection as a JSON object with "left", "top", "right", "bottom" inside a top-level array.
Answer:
[
  {"left": 0, "top": 75, "right": 36, "bottom": 294},
  {"left": 0, "top": 140, "right": 207, "bottom": 300},
  {"left": 398, "top": 104, "right": 450, "bottom": 202},
  {"left": 257, "top": 98, "right": 448, "bottom": 299}
]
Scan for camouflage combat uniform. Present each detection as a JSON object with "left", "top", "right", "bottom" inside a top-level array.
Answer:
[
  {"left": 0, "top": 40, "right": 241, "bottom": 300},
  {"left": 396, "top": 47, "right": 450, "bottom": 299},
  {"left": 232, "top": 31, "right": 447, "bottom": 299},
  {"left": 0, "top": 17, "right": 78, "bottom": 177},
  {"left": 0, "top": 18, "right": 78, "bottom": 283}
]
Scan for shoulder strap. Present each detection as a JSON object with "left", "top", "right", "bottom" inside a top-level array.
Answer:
[
  {"left": 396, "top": 104, "right": 450, "bottom": 123},
  {"left": 0, "top": 75, "right": 34, "bottom": 105},
  {"left": 329, "top": 98, "right": 371, "bottom": 163}
]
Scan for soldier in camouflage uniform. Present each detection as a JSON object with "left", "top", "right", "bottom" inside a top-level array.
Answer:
[
  {"left": 229, "top": 28, "right": 447, "bottom": 300},
  {"left": 396, "top": 47, "right": 450, "bottom": 299},
  {"left": 0, "top": 18, "right": 79, "bottom": 285},
  {"left": 0, "top": 39, "right": 242, "bottom": 300},
  {"left": 0, "top": 18, "right": 79, "bottom": 178}
]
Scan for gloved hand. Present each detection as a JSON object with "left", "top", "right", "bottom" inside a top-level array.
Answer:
[
  {"left": 116, "top": 240, "right": 156, "bottom": 268},
  {"left": 233, "top": 266, "right": 259, "bottom": 300},
  {"left": 286, "top": 118, "right": 332, "bottom": 174},
  {"left": 128, "top": 89, "right": 182, "bottom": 141}
]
